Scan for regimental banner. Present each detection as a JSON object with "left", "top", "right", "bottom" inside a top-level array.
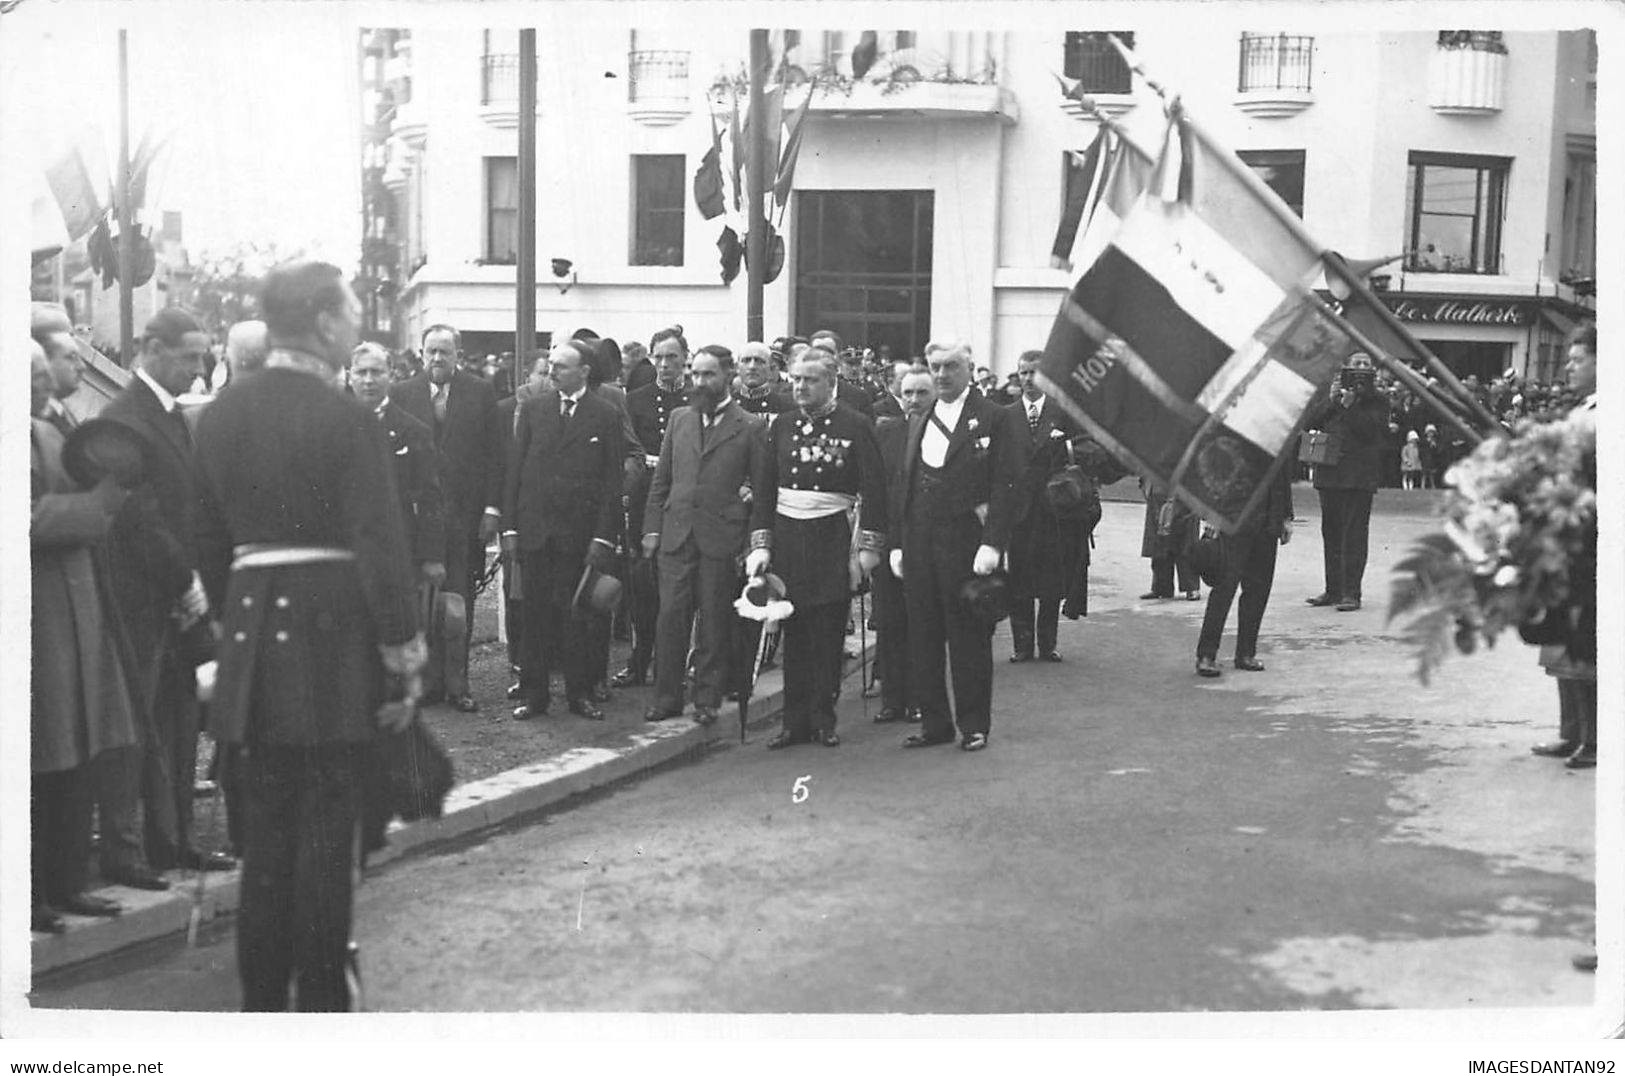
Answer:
[{"left": 1038, "top": 117, "right": 1359, "bottom": 533}]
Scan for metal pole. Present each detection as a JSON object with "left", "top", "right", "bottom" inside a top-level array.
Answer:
[
  {"left": 516, "top": 29, "right": 537, "bottom": 374},
  {"left": 745, "top": 29, "right": 769, "bottom": 342},
  {"left": 117, "top": 28, "right": 134, "bottom": 366}
]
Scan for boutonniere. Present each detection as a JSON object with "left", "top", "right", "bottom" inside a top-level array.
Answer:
[
  {"left": 1049, "top": 428, "right": 1067, "bottom": 440},
  {"left": 967, "top": 417, "right": 980, "bottom": 432},
  {"left": 974, "top": 436, "right": 992, "bottom": 451}
]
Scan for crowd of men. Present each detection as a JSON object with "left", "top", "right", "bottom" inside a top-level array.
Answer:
[{"left": 30, "top": 254, "right": 1600, "bottom": 1002}]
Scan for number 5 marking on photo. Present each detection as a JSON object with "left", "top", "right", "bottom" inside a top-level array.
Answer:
[{"left": 792, "top": 775, "right": 811, "bottom": 803}]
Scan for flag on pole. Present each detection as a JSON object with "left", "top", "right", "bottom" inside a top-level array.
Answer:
[
  {"left": 1050, "top": 126, "right": 1108, "bottom": 270},
  {"left": 45, "top": 143, "right": 107, "bottom": 241},
  {"left": 693, "top": 113, "right": 726, "bottom": 219},
  {"left": 1037, "top": 114, "right": 1361, "bottom": 532},
  {"left": 729, "top": 93, "right": 745, "bottom": 212},
  {"left": 773, "top": 78, "right": 817, "bottom": 208}
]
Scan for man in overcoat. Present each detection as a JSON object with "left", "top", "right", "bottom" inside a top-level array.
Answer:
[
  {"left": 350, "top": 343, "right": 447, "bottom": 587},
  {"left": 1305, "top": 353, "right": 1388, "bottom": 612},
  {"left": 503, "top": 341, "right": 626, "bottom": 721},
  {"left": 888, "top": 343, "right": 1023, "bottom": 752},
  {"left": 194, "top": 260, "right": 423, "bottom": 1011},
  {"left": 641, "top": 347, "right": 770, "bottom": 724},
  {"left": 391, "top": 324, "right": 499, "bottom": 711}
]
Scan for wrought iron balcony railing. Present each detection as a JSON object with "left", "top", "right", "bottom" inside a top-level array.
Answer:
[
  {"left": 1238, "top": 33, "right": 1313, "bottom": 92},
  {"left": 482, "top": 53, "right": 518, "bottom": 105}
]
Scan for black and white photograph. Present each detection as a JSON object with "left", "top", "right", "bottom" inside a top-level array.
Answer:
[{"left": 1, "top": 0, "right": 1618, "bottom": 1068}]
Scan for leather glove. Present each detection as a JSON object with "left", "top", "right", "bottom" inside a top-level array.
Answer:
[
  {"left": 478, "top": 509, "right": 502, "bottom": 543},
  {"left": 641, "top": 533, "right": 660, "bottom": 559},
  {"left": 585, "top": 539, "right": 613, "bottom": 570},
  {"left": 973, "top": 544, "right": 1000, "bottom": 576},
  {"left": 744, "top": 548, "right": 771, "bottom": 577},
  {"left": 420, "top": 560, "right": 447, "bottom": 586},
  {"left": 888, "top": 549, "right": 904, "bottom": 580}
]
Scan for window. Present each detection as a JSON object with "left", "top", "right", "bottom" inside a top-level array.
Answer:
[
  {"left": 1561, "top": 153, "right": 1596, "bottom": 284},
  {"left": 1237, "top": 34, "right": 1314, "bottom": 92},
  {"left": 1238, "top": 149, "right": 1305, "bottom": 218},
  {"left": 482, "top": 29, "right": 517, "bottom": 105},
  {"left": 485, "top": 157, "right": 518, "bottom": 265},
  {"left": 1404, "top": 152, "right": 1509, "bottom": 274},
  {"left": 1063, "top": 32, "right": 1134, "bottom": 94},
  {"left": 631, "top": 154, "right": 684, "bottom": 266}
]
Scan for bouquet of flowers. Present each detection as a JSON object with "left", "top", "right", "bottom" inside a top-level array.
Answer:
[{"left": 1388, "top": 410, "right": 1596, "bottom": 683}]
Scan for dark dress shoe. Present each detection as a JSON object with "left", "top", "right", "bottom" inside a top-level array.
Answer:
[
  {"left": 1040, "top": 651, "right": 1063, "bottom": 663},
  {"left": 960, "top": 732, "right": 988, "bottom": 752},
  {"left": 644, "top": 705, "right": 683, "bottom": 722},
  {"left": 1565, "top": 746, "right": 1597, "bottom": 770},
  {"left": 55, "top": 893, "right": 122, "bottom": 918},
  {"left": 32, "top": 905, "right": 66, "bottom": 934},
  {"left": 1183, "top": 590, "right": 1201, "bottom": 601},
  {"left": 693, "top": 706, "right": 719, "bottom": 727},
  {"left": 1335, "top": 597, "right": 1362, "bottom": 612},
  {"left": 811, "top": 729, "right": 840, "bottom": 747},
  {"left": 507, "top": 681, "right": 524, "bottom": 700},
  {"left": 513, "top": 700, "right": 549, "bottom": 720},
  {"left": 1195, "top": 656, "right": 1222, "bottom": 678},
  {"left": 589, "top": 684, "right": 612, "bottom": 704},
  {"left": 1531, "top": 739, "right": 1580, "bottom": 758},
  {"left": 1009, "top": 651, "right": 1033, "bottom": 664},
  {"left": 1139, "top": 591, "right": 1171, "bottom": 601},
  {"left": 873, "top": 707, "right": 903, "bottom": 724},
  {"left": 105, "top": 865, "right": 171, "bottom": 891},
  {"left": 1234, "top": 656, "right": 1265, "bottom": 672},
  {"left": 766, "top": 729, "right": 807, "bottom": 750},
  {"left": 567, "top": 698, "right": 606, "bottom": 720},
  {"left": 611, "top": 667, "right": 646, "bottom": 688},
  {"left": 450, "top": 693, "right": 479, "bottom": 713},
  {"left": 178, "top": 849, "right": 236, "bottom": 872},
  {"left": 1305, "top": 593, "right": 1339, "bottom": 607},
  {"left": 902, "top": 732, "right": 955, "bottom": 748}
]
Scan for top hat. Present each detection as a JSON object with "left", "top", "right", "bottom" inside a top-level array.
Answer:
[
  {"left": 61, "top": 418, "right": 151, "bottom": 490},
  {"left": 734, "top": 573, "right": 794, "bottom": 623},
  {"left": 572, "top": 564, "right": 623, "bottom": 617},
  {"left": 958, "top": 572, "right": 1010, "bottom": 624}
]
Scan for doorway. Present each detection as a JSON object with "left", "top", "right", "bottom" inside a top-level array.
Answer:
[{"left": 795, "top": 190, "right": 933, "bottom": 359}]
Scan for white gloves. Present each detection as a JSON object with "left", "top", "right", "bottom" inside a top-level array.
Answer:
[
  {"left": 973, "top": 544, "right": 1000, "bottom": 576},
  {"left": 745, "top": 548, "right": 771, "bottom": 577},
  {"left": 857, "top": 549, "right": 881, "bottom": 576},
  {"left": 889, "top": 549, "right": 904, "bottom": 580}
]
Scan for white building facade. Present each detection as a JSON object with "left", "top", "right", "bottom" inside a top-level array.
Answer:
[{"left": 367, "top": 20, "right": 1595, "bottom": 380}]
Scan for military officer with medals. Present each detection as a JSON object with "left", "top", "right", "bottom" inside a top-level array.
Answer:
[
  {"left": 734, "top": 340, "right": 794, "bottom": 417},
  {"left": 616, "top": 328, "right": 691, "bottom": 688},
  {"left": 746, "top": 347, "right": 887, "bottom": 748}
]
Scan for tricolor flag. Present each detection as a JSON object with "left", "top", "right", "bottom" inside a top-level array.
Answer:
[
  {"left": 693, "top": 113, "right": 726, "bottom": 220},
  {"left": 1064, "top": 127, "right": 1155, "bottom": 274},
  {"left": 1038, "top": 114, "right": 1361, "bottom": 533}
]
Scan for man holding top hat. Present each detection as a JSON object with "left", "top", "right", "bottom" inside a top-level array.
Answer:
[
  {"left": 747, "top": 347, "right": 888, "bottom": 748},
  {"left": 888, "top": 342, "right": 1023, "bottom": 752},
  {"left": 503, "top": 340, "right": 625, "bottom": 721},
  {"left": 641, "top": 347, "right": 770, "bottom": 726}
]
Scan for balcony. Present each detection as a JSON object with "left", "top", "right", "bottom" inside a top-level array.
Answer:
[
  {"left": 628, "top": 49, "right": 691, "bottom": 126},
  {"left": 758, "top": 31, "right": 1013, "bottom": 123},
  {"left": 1058, "top": 32, "right": 1134, "bottom": 119},
  {"left": 1234, "top": 33, "right": 1314, "bottom": 118},
  {"left": 390, "top": 97, "right": 428, "bottom": 149},
  {"left": 1429, "top": 32, "right": 1506, "bottom": 114},
  {"left": 479, "top": 52, "right": 523, "bottom": 128}
]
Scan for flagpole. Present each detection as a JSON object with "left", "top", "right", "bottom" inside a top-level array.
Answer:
[
  {"left": 1106, "top": 34, "right": 1500, "bottom": 439},
  {"left": 516, "top": 28, "right": 537, "bottom": 375},
  {"left": 745, "top": 29, "right": 769, "bottom": 342},
  {"left": 117, "top": 28, "right": 134, "bottom": 367}
]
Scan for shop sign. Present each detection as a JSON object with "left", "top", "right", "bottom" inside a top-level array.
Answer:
[{"left": 1385, "top": 297, "right": 1533, "bottom": 327}]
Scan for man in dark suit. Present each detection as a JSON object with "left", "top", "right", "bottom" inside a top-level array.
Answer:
[
  {"left": 390, "top": 324, "right": 500, "bottom": 711},
  {"left": 349, "top": 343, "right": 447, "bottom": 586},
  {"left": 1005, "top": 350, "right": 1095, "bottom": 663},
  {"left": 1305, "top": 353, "right": 1388, "bottom": 612},
  {"left": 870, "top": 360, "right": 910, "bottom": 421},
  {"left": 889, "top": 343, "right": 1023, "bottom": 752},
  {"left": 102, "top": 306, "right": 232, "bottom": 878},
  {"left": 1195, "top": 466, "right": 1294, "bottom": 677},
  {"left": 617, "top": 328, "right": 690, "bottom": 688},
  {"left": 503, "top": 341, "right": 625, "bottom": 720},
  {"left": 871, "top": 366, "right": 934, "bottom": 723},
  {"left": 194, "top": 260, "right": 423, "bottom": 1011},
  {"left": 641, "top": 348, "right": 770, "bottom": 724}
]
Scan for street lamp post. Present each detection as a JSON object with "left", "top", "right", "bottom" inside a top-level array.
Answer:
[{"left": 745, "top": 29, "right": 769, "bottom": 343}]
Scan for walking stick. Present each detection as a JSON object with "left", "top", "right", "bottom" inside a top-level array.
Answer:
[{"left": 857, "top": 589, "right": 869, "bottom": 723}]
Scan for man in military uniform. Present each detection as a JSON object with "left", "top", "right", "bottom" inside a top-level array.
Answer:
[
  {"left": 733, "top": 340, "right": 793, "bottom": 416},
  {"left": 194, "top": 260, "right": 423, "bottom": 1011},
  {"left": 889, "top": 342, "right": 1023, "bottom": 752},
  {"left": 747, "top": 347, "right": 887, "bottom": 748},
  {"left": 617, "top": 328, "right": 691, "bottom": 688}
]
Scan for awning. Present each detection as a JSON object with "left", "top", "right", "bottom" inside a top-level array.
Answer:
[{"left": 1539, "top": 307, "right": 1578, "bottom": 337}]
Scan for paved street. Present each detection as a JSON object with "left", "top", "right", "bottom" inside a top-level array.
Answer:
[{"left": 34, "top": 492, "right": 1595, "bottom": 1013}]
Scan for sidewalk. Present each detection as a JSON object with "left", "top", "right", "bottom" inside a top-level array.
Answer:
[{"left": 33, "top": 595, "right": 878, "bottom": 979}]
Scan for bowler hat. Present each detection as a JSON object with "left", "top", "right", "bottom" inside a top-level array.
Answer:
[
  {"left": 958, "top": 572, "right": 1010, "bottom": 624},
  {"left": 573, "top": 564, "right": 623, "bottom": 617},
  {"left": 61, "top": 418, "right": 150, "bottom": 489}
]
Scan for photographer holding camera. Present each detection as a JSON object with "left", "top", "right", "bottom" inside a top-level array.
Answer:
[{"left": 1305, "top": 353, "right": 1389, "bottom": 613}]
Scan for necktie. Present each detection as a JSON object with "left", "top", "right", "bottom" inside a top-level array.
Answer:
[
  {"left": 1028, "top": 404, "right": 1041, "bottom": 433},
  {"left": 433, "top": 383, "right": 448, "bottom": 423},
  {"left": 561, "top": 396, "right": 576, "bottom": 420},
  {"left": 169, "top": 407, "right": 193, "bottom": 449}
]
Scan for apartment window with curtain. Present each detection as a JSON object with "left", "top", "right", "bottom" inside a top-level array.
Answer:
[
  {"left": 1063, "top": 32, "right": 1134, "bottom": 94},
  {"left": 1403, "top": 152, "right": 1509, "bottom": 274},
  {"left": 485, "top": 157, "right": 518, "bottom": 264},
  {"left": 1238, "top": 149, "right": 1306, "bottom": 217},
  {"left": 631, "top": 154, "right": 685, "bottom": 266},
  {"left": 1561, "top": 153, "right": 1595, "bottom": 283}
]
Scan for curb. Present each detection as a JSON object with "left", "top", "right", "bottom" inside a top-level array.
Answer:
[{"left": 31, "top": 646, "right": 872, "bottom": 980}]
